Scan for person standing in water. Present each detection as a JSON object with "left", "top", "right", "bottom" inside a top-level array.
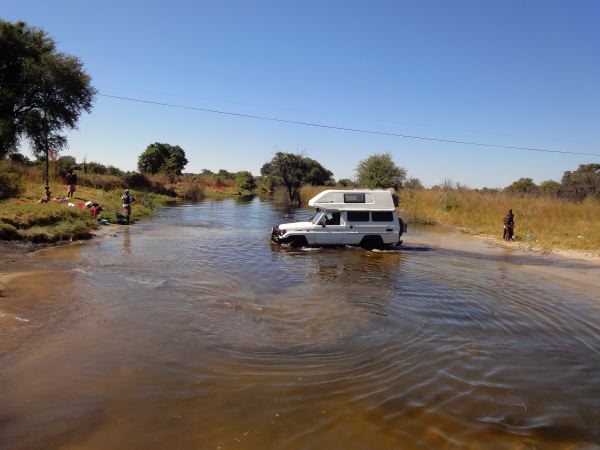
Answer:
[
  {"left": 121, "top": 189, "right": 136, "bottom": 225},
  {"left": 503, "top": 209, "right": 515, "bottom": 241}
]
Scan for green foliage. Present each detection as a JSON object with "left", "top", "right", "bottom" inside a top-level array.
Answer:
[
  {"left": 504, "top": 177, "right": 539, "bottom": 196},
  {"left": 355, "top": 152, "right": 406, "bottom": 190},
  {"left": 234, "top": 171, "right": 256, "bottom": 191},
  {"left": 405, "top": 177, "right": 424, "bottom": 190},
  {"left": 0, "top": 172, "right": 23, "bottom": 199},
  {"left": 217, "top": 169, "right": 234, "bottom": 179},
  {"left": 539, "top": 180, "right": 561, "bottom": 196},
  {"left": 261, "top": 152, "right": 306, "bottom": 203},
  {"left": 8, "top": 152, "right": 31, "bottom": 165},
  {"left": 261, "top": 152, "right": 334, "bottom": 202},
  {"left": 559, "top": 164, "right": 600, "bottom": 202},
  {"left": 337, "top": 178, "right": 355, "bottom": 187},
  {"left": 301, "top": 157, "right": 334, "bottom": 185},
  {"left": 0, "top": 20, "right": 96, "bottom": 158},
  {"left": 137, "top": 142, "right": 188, "bottom": 175}
]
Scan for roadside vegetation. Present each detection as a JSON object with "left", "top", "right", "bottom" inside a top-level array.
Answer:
[{"left": 400, "top": 185, "right": 600, "bottom": 251}]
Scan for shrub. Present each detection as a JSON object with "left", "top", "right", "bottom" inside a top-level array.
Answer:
[
  {"left": 0, "top": 222, "right": 20, "bottom": 240},
  {"left": 178, "top": 182, "right": 204, "bottom": 201},
  {"left": 0, "top": 172, "right": 23, "bottom": 200}
]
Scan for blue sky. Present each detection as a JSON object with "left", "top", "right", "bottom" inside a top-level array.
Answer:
[{"left": 4, "top": 0, "right": 599, "bottom": 187}]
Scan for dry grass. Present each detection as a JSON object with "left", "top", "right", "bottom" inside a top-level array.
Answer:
[{"left": 399, "top": 189, "right": 600, "bottom": 251}]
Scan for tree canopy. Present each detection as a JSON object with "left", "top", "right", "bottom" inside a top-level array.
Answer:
[
  {"left": 0, "top": 20, "right": 96, "bottom": 159},
  {"left": 260, "top": 152, "right": 335, "bottom": 202},
  {"left": 538, "top": 180, "right": 561, "bottom": 197},
  {"left": 301, "top": 157, "right": 334, "bottom": 186},
  {"left": 559, "top": 164, "right": 600, "bottom": 202},
  {"left": 261, "top": 152, "right": 305, "bottom": 203},
  {"left": 355, "top": 153, "right": 406, "bottom": 190},
  {"left": 234, "top": 171, "right": 256, "bottom": 191},
  {"left": 137, "top": 143, "right": 188, "bottom": 175},
  {"left": 504, "top": 177, "right": 539, "bottom": 196}
]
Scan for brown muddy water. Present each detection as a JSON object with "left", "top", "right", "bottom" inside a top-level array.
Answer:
[{"left": 1, "top": 197, "right": 599, "bottom": 449}]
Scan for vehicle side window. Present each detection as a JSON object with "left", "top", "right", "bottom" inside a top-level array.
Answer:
[
  {"left": 325, "top": 212, "right": 340, "bottom": 225},
  {"left": 371, "top": 211, "right": 394, "bottom": 222},
  {"left": 347, "top": 211, "right": 370, "bottom": 222},
  {"left": 344, "top": 193, "right": 365, "bottom": 203}
]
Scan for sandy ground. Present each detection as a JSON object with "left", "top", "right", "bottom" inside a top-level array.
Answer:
[{"left": 406, "top": 225, "right": 600, "bottom": 293}]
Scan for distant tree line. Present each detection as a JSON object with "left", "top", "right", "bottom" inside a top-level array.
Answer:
[{"left": 503, "top": 164, "right": 600, "bottom": 202}]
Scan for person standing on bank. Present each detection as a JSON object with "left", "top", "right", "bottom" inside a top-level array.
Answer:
[
  {"left": 503, "top": 209, "right": 515, "bottom": 241},
  {"left": 65, "top": 169, "right": 77, "bottom": 198},
  {"left": 121, "top": 189, "right": 136, "bottom": 225}
]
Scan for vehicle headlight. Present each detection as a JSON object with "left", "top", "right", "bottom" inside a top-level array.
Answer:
[{"left": 279, "top": 229, "right": 286, "bottom": 236}]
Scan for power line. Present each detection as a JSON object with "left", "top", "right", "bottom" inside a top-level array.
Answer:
[{"left": 97, "top": 93, "right": 600, "bottom": 158}]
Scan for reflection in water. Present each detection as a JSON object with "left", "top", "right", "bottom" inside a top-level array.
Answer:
[
  {"left": 0, "top": 198, "right": 599, "bottom": 449},
  {"left": 122, "top": 227, "right": 132, "bottom": 254}
]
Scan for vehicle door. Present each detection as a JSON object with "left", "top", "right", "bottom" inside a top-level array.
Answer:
[
  {"left": 371, "top": 211, "right": 398, "bottom": 244},
  {"left": 343, "top": 211, "right": 371, "bottom": 244},
  {"left": 313, "top": 212, "right": 346, "bottom": 245}
]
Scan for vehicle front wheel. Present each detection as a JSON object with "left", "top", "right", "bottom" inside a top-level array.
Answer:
[{"left": 289, "top": 236, "right": 308, "bottom": 248}]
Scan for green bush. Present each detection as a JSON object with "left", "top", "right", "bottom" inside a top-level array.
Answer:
[
  {"left": 0, "top": 172, "right": 23, "bottom": 200},
  {"left": 0, "top": 222, "right": 20, "bottom": 240}
]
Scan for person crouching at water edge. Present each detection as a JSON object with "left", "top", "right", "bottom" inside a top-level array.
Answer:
[
  {"left": 121, "top": 190, "right": 136, "bottom": 225},
  {"left": 503, "top": 209, "right": 515, "bottom": 241}
]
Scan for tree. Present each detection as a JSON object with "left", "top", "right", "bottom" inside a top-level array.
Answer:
[
  {"left": 0, "top": 20, "right": 95, "bottom": 168},
  {"left": 235, "top": 171, "right": 256, "bottom": 191},
  {"left": 337, "top": 178, "right": 356, "bottom": 187},
  {"left": 261, "top": 152, "right": 305, "bottom": 203},
  {"left": 559, "top": 164, "right": 600, "bottom": 202},
  {"left": 137, "top": 143, "right": 188, "bottom": 175},
  {"left": 539, "top": 180, "right": 561, "bottom": 197},
  {"left": 355, "top": 152, "right": 406, "bottom": 190},
  {"left": 504, "top": 177, "right": 539, "bottom": 196},
  {"left": 301, "top": 157, "right": 334, "bottom": 185},
  {"left": 404, "top": 177, "right": 424, "bottom": 190},
  {"left": 217, "top": 169, "right": 234, "bottom": 179}
]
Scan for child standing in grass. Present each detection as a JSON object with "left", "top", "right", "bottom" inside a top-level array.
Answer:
[
  {"left": 65, "top": 169, "right": 77, "bottom": 198},
  {"left": 503, "top": 209, "right": 515, "bottom": 241}
]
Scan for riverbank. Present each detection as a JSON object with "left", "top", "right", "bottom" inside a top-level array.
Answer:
[
  {"left": 299, "top": 185, "right": 600, "bottom": 257},
  {"left": 0, "top": 181, "right": 172, "bottom": 243},
  {"left": 399, "top": 189, "right": 600, "bottom": 253}
]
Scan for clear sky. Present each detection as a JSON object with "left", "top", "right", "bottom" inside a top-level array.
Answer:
[{"left": 4, "top": 0, "right": 599, "bottom": 187}]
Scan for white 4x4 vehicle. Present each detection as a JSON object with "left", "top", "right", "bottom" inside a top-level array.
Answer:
[{"left": 271, "top": 189, "right": 407, "bottom": 249}]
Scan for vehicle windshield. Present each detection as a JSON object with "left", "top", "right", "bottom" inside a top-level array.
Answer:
[{"left": 308, "top": 212, "right": 325, "bottom": 224}]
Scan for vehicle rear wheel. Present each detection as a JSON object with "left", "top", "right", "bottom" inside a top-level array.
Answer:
[{"left": 360, "top": 236, "right": 384, "bottom": 250}]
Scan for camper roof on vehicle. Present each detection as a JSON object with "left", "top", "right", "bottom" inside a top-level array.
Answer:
[{"left": 308, "top": 189, "right": 396, "bottom": 212}]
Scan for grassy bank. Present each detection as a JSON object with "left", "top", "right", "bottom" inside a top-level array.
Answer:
[
  {"left": 0, "top": 180, "right": 171, "bottom": 243},
  {"left": 299, "top": 184, "right": 600, "bottom": 252},
  {"left": 400, "top": 189, "right": 600, "bottom": 251}
]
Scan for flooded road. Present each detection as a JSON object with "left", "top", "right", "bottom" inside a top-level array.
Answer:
[{"left": 1, "top": 197, "right": 599, "bottom": 449}]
